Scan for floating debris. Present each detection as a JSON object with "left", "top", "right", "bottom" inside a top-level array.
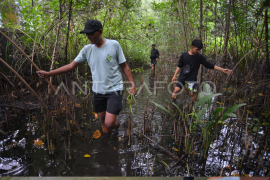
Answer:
[
  {"left": 84, "top": 154, "right": 91, "bottom": 158},
  {"left": 33, "top": 139, "right": 43, "bottom": 148},
  {"left": 93, "top": 130, "right": 101, "bottom": 139}
]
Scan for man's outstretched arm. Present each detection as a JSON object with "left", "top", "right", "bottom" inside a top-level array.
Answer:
[
  {"left": 120, "top": 62, "right": 136, "bottom": 95},
  {"left": 36, "top": 61, "right": 80, "bottom": 78},
  {"left": 214, "top": 65, "right": 232, "bottom": 75}
]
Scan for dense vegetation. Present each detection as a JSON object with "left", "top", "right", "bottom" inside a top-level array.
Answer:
[{"left": 0, "top": 0, "right": 269, "bottom": 177}]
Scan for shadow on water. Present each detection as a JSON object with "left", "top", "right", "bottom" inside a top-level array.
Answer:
[{"left": 0, "top": 67, "right": 269, "bottom": 177}]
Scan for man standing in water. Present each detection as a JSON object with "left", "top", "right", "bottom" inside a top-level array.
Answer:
[
  {"left": 37, "top": 20, "right": 136, "bottom": 133},
  {"left": 171, "top": 39, "right": 232, "bottom": 102},
  {"left": 149, "top": 44, "right": 160, "bottom": 70}
]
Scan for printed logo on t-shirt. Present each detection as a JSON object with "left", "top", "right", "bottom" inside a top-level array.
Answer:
[{"left": 105, "top": 54, "right": 112, "bottom": 63}]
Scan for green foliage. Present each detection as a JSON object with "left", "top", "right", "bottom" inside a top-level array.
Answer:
[{"left": 151, "top": 83, "right": 246, "bottom": 157}]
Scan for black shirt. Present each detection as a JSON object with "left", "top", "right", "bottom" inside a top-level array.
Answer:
[
  {"left": 177, "top": 51, "right": 215, "bottom": 83},
  {"left": 150, "top": 49, "right": 160, "bottom": 59}
]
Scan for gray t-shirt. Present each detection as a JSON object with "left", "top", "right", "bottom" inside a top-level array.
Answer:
[{"left": 74, "top": 39, "right": 126, "bottom": 94}]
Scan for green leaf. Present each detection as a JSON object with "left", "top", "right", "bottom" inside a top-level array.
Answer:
[
  {"left": 170, "top": 102, "right": 184, "bottom": 119},
  {"left": 203, "top": 129, "right": 207, "bottom": 142},
  {"left": 213, "top": 107, "right": 224, "bottom": 120},
  {"left": 188, "top": 112, "right": 197, "bottom": 117},
  {"left": 196, "top": 107, "right": 206, "bottom": 124},
  {"left": 195, "top": 93, "right": 222, "bottom": 110},
  {"left": 151, "top": 101, "right": 176, "bottom": 120},
  {"left": 221, "top": 103, "right": 246, "bottom": 121}
]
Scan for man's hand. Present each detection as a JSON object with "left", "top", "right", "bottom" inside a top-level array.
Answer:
[
  {"left": 172, "top": 75, "right": 176, "bottom": 82},
  {"left": 36, "top": 71, "right": 50, "bottom": 78},
  {"left": 222, "top": 69, "right": 233, "bottom": 75},
  {"left": 129, "top": 87, "right": 137, "bottom": 95}
]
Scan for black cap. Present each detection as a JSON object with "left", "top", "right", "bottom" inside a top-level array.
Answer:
[{"left": 80, "top": 20, "right": 103, "bottom": 34}]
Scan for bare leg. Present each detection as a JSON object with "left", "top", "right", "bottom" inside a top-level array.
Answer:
[
  {"left": 189, "top": 91, "right": 198, "bottom": 102},
  {"left": 172, "top": 86, "right": 181, "bottom": 101},
  {"left": 104, "top": 111, "right": 120, "bottom": 130},
  {"left": 98, "top": 111, "right": 120, "bottom": 133},
  {"left": 98, "top": 111, "right": 110, "bottom": 133}
]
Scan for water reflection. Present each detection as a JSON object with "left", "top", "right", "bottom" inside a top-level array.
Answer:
[
  {"left": 95, "top": 133, "right": 121, "bottom": 176},
  {"left": 0, "top": 68, "right": 269, "bottom": 177}
]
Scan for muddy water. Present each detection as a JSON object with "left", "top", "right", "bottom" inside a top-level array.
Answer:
[
  {"left": 0, "top": 68, "right": 269, "bottom": 177},
  {"left": 0, "top": 68, "right": 185, "bottom": 176}
]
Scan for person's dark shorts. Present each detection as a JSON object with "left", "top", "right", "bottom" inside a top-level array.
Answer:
[
  {"left": 151, "top": 58, "right": 157, "bottom": 66},
  {"left": 175, "top": 78, "right": 185, "bottom": 89},
  {"left": 94, "top": 90, "right": 123, "bottom": 115}
]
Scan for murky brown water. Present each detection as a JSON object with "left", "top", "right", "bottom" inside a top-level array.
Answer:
[{"left": 0, "top": 68, "right": 269, "bottom": 176}]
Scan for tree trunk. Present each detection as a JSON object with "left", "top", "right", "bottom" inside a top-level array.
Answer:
[
  {"left": 48, "top": 0, "right": 62, "bottom": 100},
  {"left": 265, "top": 8, "right": 269, "bottom": 64},
  {"left": 198, "top": 0, "right": 203, "bottom": 92},
  {"left": 200, "top": 0, "right": 203, "bottom": 41},
  {"left": 223, "top": 0, "right": 232, "bottom": 62},
  {"left": 178, "top": 2, "right": 188, "bottom": 51},
  {"left": 65, "top": 0, "right": 72, "bottom": 65}
]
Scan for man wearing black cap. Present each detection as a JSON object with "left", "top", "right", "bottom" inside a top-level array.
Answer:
[
  {"left": 149, "top": 44, "right": 159, "bottom": 70},
  {"left": 37, "top": 20, "right": 136, "bottom": 133}
]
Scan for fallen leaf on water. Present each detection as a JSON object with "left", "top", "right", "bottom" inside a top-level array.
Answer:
[
  {"left": 231, "top": 170, "right": 240, "bottom": 176},
  {"left": 225, "top": 164, "right": 231, "bottom": 170},
  {"left": 75, "top": 103, "right": 81, "bottom": 107},
  {"left": 161, "top": 160, "right": 170, "bottom": 169},
  {"left": 258, "top": 93, "right": 263, "bottom": 96},
  {"left": 172, "top": 148, "right": 179, "bottom": 152},
  {"left": 70, "top": 120, "right": 75, "bottom": 124},
  {"left": 33, "top": 139, "right": 44, "bottom": 148},
  {"left": 118, "top": 137, "right": 121, "bottom": 141},
  {"left": 93, "top": 130, "right": 101, "bottom": 139},
  {"left": 84, "top": 154, "right": 91, "bottom": 157}
]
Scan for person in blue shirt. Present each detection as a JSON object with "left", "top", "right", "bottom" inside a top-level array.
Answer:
[{"left": 37, "top": 20, "right": 137, "bottom": 133}]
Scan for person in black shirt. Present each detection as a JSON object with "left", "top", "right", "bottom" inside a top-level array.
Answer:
[
  {"left": 171, "top": 39, "right": 232, "bottom": 102},
  {"left": 149, "top": 44, "right": 159, "bottom": 70}
]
